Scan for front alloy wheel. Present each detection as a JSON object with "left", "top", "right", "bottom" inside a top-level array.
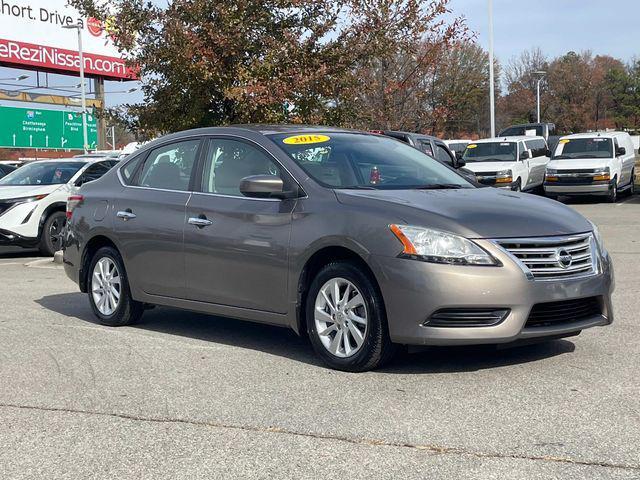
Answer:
[
  {"left": 314, "top": 278, "right": 368, "bottom": 358},
  {"left": 306, "top": 261, "right": 396, "bottom": 372}
]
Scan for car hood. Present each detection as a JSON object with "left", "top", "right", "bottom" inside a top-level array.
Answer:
[
  {"left": 335, "top": 187, "right": 592, "bottom": 239},
  {"left": 463, "top": 162, "right": 517, "bottom": 173},
  {"left": 547, "top": 158, "right": 610, "bottom": 170},
  {"left": 0, "top": 184, "right": 61, "bottom": 200}
]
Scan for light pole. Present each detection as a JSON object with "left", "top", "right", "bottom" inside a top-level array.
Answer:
[
  {"left": 488, "top": 0, "right": 496, "bottom": 137},
  {"left": 62, "top": 23, "right": 89, "bottom": 154},
  {"left": 534, "top": 70, "right": 546, "bottom": 123}
]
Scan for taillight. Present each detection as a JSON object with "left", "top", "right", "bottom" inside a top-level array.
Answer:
[{"left": 66, "top": 195, "right": 84, "bottom": 220}]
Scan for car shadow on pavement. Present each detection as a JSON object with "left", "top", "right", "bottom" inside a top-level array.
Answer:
[
  {"left": 381, "top": 340, "right": 576, "bottom": 374},
  {"left": 0, "top": 247, "right": 44, "bottom": 259},
  {"left": 37, "top": 292, "right": 577, "bottom": 373}
]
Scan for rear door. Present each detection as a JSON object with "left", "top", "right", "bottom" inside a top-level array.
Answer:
[
  {"left": 114, "top": 138, "right": 201, "bottom": 299},
  {"left": 183, "top": 136, "right": 296, "bottom": 313}
]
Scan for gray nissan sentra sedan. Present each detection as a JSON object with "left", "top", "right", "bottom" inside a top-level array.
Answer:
[{"left": 63, "top": 125, "right": 614, "bottom": 371}]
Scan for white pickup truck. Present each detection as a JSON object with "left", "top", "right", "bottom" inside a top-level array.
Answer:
[
  {"left": 461, "top": 136, "right": 550, "bottom": 191},
  {"left": 544, "top": 132, "right": 636, "bottom": 202}
]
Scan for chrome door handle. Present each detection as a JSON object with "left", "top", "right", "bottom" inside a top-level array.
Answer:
[
  {"left": 116, "top": 210, "right": 137, "bottom": 220},
  {"left": 188, "top": 216, "right": 213, "bottom": 227}
]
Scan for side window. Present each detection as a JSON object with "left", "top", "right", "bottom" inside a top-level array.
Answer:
[
  {"left": 418, "top": 140, "right": 434, "bottom": 156},
  {"left": 121, "top": 155, "right": 144, "bottom": 184},
  {"left": 525, "top": 140, "right": 537, "bottom": 157},
  {"left": 77, "top": 162, "right": 112, "bottom": 185},
  {"left": 435, "top": 144, "right": 454, "bottom": 165},
  {"left": 137, "top": 140, "right": 200, "bottom": 191},
  {"left": 202, "top": 138, "right": 283, "bottom": 197}
]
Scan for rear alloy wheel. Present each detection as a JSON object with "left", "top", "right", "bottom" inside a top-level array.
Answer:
[
  {"left": 39, "top": 211, "right": 67, "bottom": 256},
  {"left": 88, "top": 246, "right": 144, "bottom": 326},
  {"left": 512, "top": 179, "right": 522, "bottom": 192},
  {"left": 306, "top": 261, "right": 395, "bottom": 372}
]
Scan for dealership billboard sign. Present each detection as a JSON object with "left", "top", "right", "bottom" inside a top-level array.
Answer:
[
  {"left": 0, "top": 0, "right": 136, "bottom": 80},
  {"left": 0, "top": 105, "right": 98, "bottom": 150}
]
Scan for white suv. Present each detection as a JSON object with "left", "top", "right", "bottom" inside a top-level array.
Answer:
[
  {"left": 0, "top": 158, "right": 118, "bottom": 255},
  {"left": 462, "top": 136, "right": 550, "bottom": 191},
  {"left": 544, "top": 132, "right": 636, "bottom": 202}
]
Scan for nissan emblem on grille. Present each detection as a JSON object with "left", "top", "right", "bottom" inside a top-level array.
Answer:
[
  {"left": 556, "top": 249, "right": 573, "bottom": 269},
  {"left": 496, "top": 233, "right": 595, "bottom": 280}
]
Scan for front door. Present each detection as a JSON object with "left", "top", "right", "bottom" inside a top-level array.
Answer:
[
  {"left": 525, "top": 138, "right": 550, "bottom": 186},
  {"left": 184, "top": 137, "right": 296, "bottom": 314},
  {"left": 114, "top": 138, "right": 201, "bottom": 299}
]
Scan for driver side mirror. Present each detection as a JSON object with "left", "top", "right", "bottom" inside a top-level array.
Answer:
[
  {"left": 239, "top": 175, "right": 297, "bottom": 199},
  {"left": 74, "top": 176, "right": 85, "bottom": 187},
  {"left": 616, "top": 146, "right": 626, "bottom": 156},
  {"left": 519, "top": 150, "right": 531, "bottom": 161}
]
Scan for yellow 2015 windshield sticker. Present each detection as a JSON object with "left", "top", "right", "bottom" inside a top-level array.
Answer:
[
  {"left": 559, "top": 139, "right": 570, "bottom": 144},
  {"left": 283, "top": 134, "right": 330, "bottom": 145},
  {"left": 467, "top": 144, "right": 478, "bottom": 148}
]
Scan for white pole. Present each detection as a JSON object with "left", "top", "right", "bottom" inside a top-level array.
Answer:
[
  {"left": 111, "top": 125, "right": 116, "bottom": 149},
  {"left": 77, "top": 25, "right": 89, "bottom": 154},
  {"left": 488, "top": 0, "right": 496, "bottom": 137},
  {"left": 536, "top": 78, "right": 541, "bottom": 123}
]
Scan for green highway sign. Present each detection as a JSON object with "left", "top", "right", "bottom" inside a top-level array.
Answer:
[{"left": 0, "top": 105, "right": 98, "bottom": 150}]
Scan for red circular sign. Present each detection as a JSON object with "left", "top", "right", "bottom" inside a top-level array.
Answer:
[{"left": 87, "top": 17, "right": 104, "bottom": 37}]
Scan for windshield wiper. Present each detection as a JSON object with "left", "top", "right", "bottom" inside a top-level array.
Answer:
[{"left": 339, "top": 185, "right": 378, "bottom": 190}]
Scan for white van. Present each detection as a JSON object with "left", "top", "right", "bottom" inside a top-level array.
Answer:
[
  {"left": 462, "top": 136, "right": 550, "bottom": 191},
  {"left": 544, "top": 132, "right": 636, "bottom": 202}
]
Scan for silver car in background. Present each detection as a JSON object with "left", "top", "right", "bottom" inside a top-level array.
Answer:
[{"left": 63, "top": 126, "right": 614, "bottom": 371}]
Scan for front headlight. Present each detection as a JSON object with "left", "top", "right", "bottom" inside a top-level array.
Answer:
[
  {"left": 546, "top": 169, "right": 557, "bottom": 176},
  {"left": 2, "top": 194, "right": 48, "bottom": 205},
  {"left": 495, "top": 170, "right": 513, "bottom": 184},
  {"left": 389, "top": 225, "right": 499, "bottom": 265}
]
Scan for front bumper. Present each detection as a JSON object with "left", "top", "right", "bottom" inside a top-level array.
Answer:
[
  {"left": 0, "top": 228, "right": 39, "bottom": 248},
  {"left": 371, "top": 242, "right": 614, "bottom": 346},
  {"left": 544, "top": 183, "right": 609, "bottom": 195}
]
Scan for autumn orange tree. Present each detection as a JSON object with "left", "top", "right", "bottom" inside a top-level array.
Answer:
[{"left": 70, "top": 0, "right": 470, "bottom": 136}]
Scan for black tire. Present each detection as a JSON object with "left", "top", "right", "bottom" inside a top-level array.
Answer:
[
  {"left": 512, "top": 179, "right": 522, "bottom": 192},
  {"left": 627, "top": 170, "right": 635, "bottom": 196},
  {"left": 38, "top": 211, "right": 66, "bottom": 256},
  {"left": 606, "top": 178, "right": 618, "bottom": 203},
  {"left": 306, "top": 261, "right": 396, "bottom": 372},
  {"left": 87, "top": 246, "right": 144, "bottom": 327}
]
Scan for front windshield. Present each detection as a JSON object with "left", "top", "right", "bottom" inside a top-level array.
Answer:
[
  {"left": 0, "top": 161, "right": 85, "bottom": 186},
  {"left": 270, "top": 132, "right": 472, "bottom": 189},
  {"left": 463, "top": 142, "right": 517, "bottom": 162},
  {"left": 552, "top": 138, "right": 613, "bottom": 159}
]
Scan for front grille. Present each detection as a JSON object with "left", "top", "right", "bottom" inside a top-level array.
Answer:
[
  {"left": 526, "top": 297, "right": 602, "bottom": 328},
  {"left": 426, "top": 308, "right": 510, "bottom": 327},
  {"left": 497, "top": 233, "right": 596, "bottom": 280},
  {"left": 475, "top": 172, "right": 498, "bottom": 185}
]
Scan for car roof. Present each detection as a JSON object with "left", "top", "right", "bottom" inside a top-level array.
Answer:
[
  {"left": 229, "top": 124, "right": 360, "bottom": 135},
  {"left": 383, "top": 130, "right": 440, "bottom": 141},
  {"left": 559, "top": 132, "right": 627, "bottom": 140},
  {"left": 472, "top": 136, "right": 545, "bottom": 143}
]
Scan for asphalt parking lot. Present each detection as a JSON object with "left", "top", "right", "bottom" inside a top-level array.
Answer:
[{"left": 0, "top": 195, "right": 639, "bottom": 479}]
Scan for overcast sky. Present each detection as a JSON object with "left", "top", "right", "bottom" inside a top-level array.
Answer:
[{"left": 450, "top": 0, "right": 640, "bottom": 63}]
